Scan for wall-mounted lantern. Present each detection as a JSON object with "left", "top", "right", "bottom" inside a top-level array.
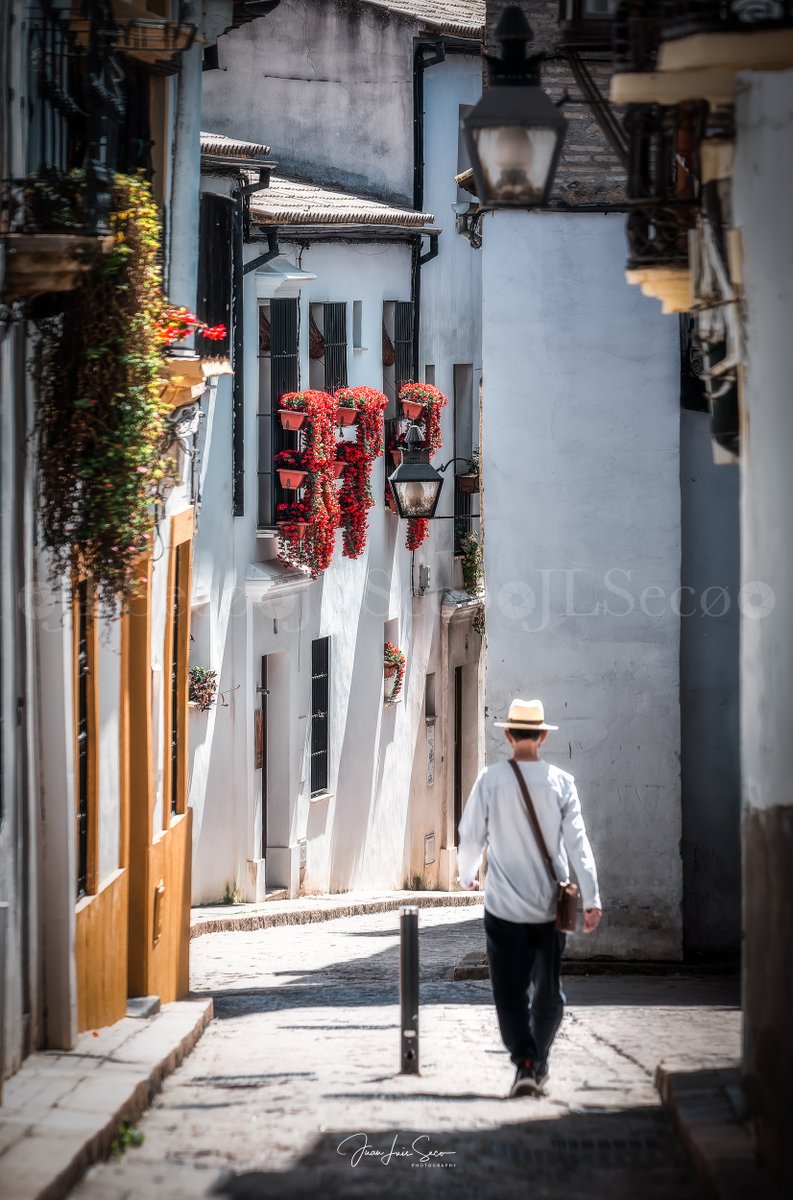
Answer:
[
  {"left": 387, "top": 424, "right": 444, "bottom": 520},
  {"left": 463, "top": 5, "right": 567, "bottom": 208}
]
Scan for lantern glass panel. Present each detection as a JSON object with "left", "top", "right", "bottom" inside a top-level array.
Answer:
[
  {"left": 392, "top": 479, "right": 442, "bottom": 519},
  {"left": 470, "top": 125, "right": 559, "bottom": 205}
]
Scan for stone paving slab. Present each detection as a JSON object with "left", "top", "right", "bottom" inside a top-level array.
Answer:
[
  {"left": 0, "top": 998, "right": 212, "bottom": 1200},
  {"left": 656, "top": 1060, "right": 788, "bottom": 1200},
  {"left": 190, "top": 889, "right": 484, "bottom": 938},
  {"left": 68, "top": 906, "right": 742, "bottom": 1200}
]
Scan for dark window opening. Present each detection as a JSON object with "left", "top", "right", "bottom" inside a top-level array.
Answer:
[
  {"left": 310, "top": 637, "right": 330, "bottom": 796},
  {"left": 453, "top": 364, "right": 474, "bottom": 553},
  {"left": 196, "top": 193, "right": 234, "bottom": 358}
]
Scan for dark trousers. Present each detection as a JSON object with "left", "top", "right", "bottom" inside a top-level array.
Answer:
[{"left": 484, "top": 908, "right": 566, "bottom": 1069}]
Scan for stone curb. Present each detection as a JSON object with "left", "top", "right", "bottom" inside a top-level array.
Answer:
[
  {"left": 655, "top": 1060, "right": 788, "bottom": 1200},
  {"left": 190, "top": 891, "right": 485, "bottom": 938},
  {"left": 0, "top": 997, "right": 213, "bottom": 1200}
]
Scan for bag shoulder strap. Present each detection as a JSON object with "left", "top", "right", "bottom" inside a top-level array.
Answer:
[{"left": 508, "top": 759, "right": 558, "bottom": 886}]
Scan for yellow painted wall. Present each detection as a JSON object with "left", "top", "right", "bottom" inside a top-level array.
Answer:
[{"left": 75, "top": 868, "right": 129, "bottom": 1031}]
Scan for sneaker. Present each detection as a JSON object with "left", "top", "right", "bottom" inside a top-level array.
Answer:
[
  {"left": 509, "top": 1059, "right": 541, "bottom": 1098},
  {"left": 534, "top": 1064, "right": 549, "bottom": 1092}
]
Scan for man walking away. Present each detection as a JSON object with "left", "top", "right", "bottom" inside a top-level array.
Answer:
[{"left": 457, "top": 698, "right": 602, "bottom": 1098}]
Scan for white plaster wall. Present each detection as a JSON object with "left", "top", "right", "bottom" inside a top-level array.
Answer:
[
  {"left": 190, "top": 237, "right": 457, "bottom": 900},
  {"left": 732, "top": 69, "right": 793, "bottom": 816},
  {"left": 204, "top": 0, "right": 416, "bottom": 204},
  {"left": 481, "top": 211, "right": 682, "bottom": 959},
  {"left": 421, "top": 53, "right": 482, "bottom": 395}
]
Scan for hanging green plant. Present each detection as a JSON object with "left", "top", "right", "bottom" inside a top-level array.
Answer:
[{"left": 35, "top": 173, "right": 171, "bottom": 610}]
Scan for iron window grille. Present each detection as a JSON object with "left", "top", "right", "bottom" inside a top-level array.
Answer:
[
  {"left": 310, "top": 637, "right": 330, "bottom": 796},
  {"left": 322, "top": 302, "right": 348, "bottom": 393},
  {"left": 394, "top": 301, "right": 414, "bottom": 395},
  {"left": 258, "top": 297, "right": 300, "bottom": 528}
]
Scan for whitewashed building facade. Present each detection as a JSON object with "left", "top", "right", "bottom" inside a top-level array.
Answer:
[{"left": 191, "top": 1, "right": 486, "bottom": 900}]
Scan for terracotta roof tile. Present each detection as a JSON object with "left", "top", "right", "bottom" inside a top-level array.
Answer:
[
  {"left": 362, "top": 0, "right": 484, "bottom": 37},
  {"left": 200, "top": 132, "right": 271, "bottom": 159},
  {"left": 249, "top": 174, "right": 434, "bottom": 228}
]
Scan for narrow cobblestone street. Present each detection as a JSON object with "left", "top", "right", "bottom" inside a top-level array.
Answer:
[{"left": 67, "top": 906, "right": 740, "bottom": 1200}]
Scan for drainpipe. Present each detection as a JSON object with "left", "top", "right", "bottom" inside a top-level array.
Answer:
[
  {"left": 411, "top": 37, "right": 445, "bottom": 378},
  {"left": 167, "top": 4, "right": 203, "bottom": 307}
]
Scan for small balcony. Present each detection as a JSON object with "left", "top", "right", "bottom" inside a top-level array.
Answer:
[{"left": 611, "top": 0, "right": 793, "bottom": 105}]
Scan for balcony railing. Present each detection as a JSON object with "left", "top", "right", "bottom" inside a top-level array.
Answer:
[
  {"left": 661, "top": 0, "right": 793, "bottom": 40},
  {"left": 613, "top": 0, "right": 793, "bottom": 73},
  {"left": 1, "top": 2, "right": 127, "bottom": 243}
]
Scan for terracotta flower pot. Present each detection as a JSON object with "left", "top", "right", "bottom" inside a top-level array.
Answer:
[
  {"left": 384, "top": 664, "right": 398, "bottom": 678},
  {"left": 401, "top": 399, "right": 424, "bottom": 420},
  {"left": 390, "top": 450, "right": 403, "bottom": 465},
  {"left": 278, "top": 519, "right": 308, "bottom": 539},
  {"left": 335, "top": 405, "right": 358, "bottom": 427},
  {"left": 331, "top": 461, "right": 346, "bottom": 479},
  {"left": 457, "top": 472, "right": 479, "bottom": 494},
  {"left": 279, "top": 409, "right": 306, "bottom": 431},
  {"left": 277, "top": 468, "right": 308, "bottom": 489}
]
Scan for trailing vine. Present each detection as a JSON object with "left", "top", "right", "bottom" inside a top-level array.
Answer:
[
  {"left": 36, "top": 172, "right": 171, "bottom": 609},
  {"left": 398, "top": 381, "right": 448, "bottom": 552},
  {"left": 334, "top": 386, "right": 387, "bottom": 559},
  {"left": 276, "top": 390, "right": 340, "bottom": 577}
]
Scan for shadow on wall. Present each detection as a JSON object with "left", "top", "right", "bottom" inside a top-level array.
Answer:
[{"left": 326, "top": 576, "right": 383, "bottom": 891}]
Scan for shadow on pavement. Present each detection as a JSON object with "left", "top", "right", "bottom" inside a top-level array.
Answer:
[{"left": 210, "top": 1105, "right": 700, "bottom": 1200}]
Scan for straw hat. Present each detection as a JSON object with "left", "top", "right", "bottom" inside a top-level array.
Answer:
[{"left": 494, "top": 697, "right": 558, "bottom": 731}]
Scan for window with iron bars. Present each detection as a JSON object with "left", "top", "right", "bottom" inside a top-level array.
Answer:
[
  {"left": 258, "top": 298, "right": 300, "bottom": 528},
  {"left": 309, "top": 302, "right": 348, "bottom": 392},
  {"left": 310, "top": 637, "right": 330, "bottom": 796},
  {"left": 382, "top": 300, "right": 414, "bottom": 417}
]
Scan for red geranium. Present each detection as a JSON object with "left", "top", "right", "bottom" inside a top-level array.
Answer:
[
  {"left": 334, "top": 386, "right": 387, "bottom": 559},
  {"left": 276, "top": 391, "right": 339, "bottom": 577},
  {"left": 399, "top": 382, "right": 447, "bottom": 456},
  {"left": 398, "top": 382, "right": 448, "bottom": 552},
  {"left": 156, "top": 305, "right": 227, "bottom": 346}
]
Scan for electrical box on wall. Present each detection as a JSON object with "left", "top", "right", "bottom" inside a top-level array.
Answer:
[{"left": 424, "top": 834, "right": 436, "bottom": 866}]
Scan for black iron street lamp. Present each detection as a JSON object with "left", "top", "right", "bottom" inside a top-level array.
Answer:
[
  {"left": 463, "top": 5, "right": 567, "bottom": 208},
  {"left": 387, "top": 424, "right": 444, "bottom": 520}
]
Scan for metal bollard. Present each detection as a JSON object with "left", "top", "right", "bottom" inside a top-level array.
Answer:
[{"left": 399, "top": 905, "right": 419, "bottom": 1074}]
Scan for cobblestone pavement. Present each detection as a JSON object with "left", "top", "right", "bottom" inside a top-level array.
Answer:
[{"left": 68, "top": 906, "right": 740, "bottom": 1200}]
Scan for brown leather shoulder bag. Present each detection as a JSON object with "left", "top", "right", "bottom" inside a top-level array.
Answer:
[{"left": 508, "top": 759, "right": 579, "bottom": 933}]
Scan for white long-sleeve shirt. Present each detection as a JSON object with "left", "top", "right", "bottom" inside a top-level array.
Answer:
[{"left": 457, "top": 758, "right": 601, "bottom": 924}]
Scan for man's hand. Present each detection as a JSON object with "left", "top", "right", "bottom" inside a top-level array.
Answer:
[
  {"left": 458, "top": 878, "right": 480, "bottom": 891},
  {"left": 583, "top": 907, "right": 602, "bottom": 933}
]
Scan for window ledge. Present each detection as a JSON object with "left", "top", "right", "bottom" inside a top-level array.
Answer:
[{"left": 309, "top": 790, "right": 334, "bottom": 804}]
